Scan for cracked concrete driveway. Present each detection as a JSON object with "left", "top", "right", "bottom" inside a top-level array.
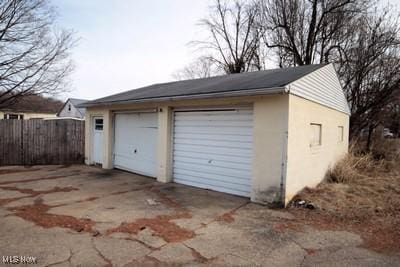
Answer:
[{"left": 0, "top": 165, "right": 399, "bottom": 267}]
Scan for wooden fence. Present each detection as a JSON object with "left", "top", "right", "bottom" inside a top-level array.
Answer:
[{"left": 0, "top": 119, "right": 85, "bottom": 166}]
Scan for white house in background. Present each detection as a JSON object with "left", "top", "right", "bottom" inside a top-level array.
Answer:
[
  {"left": 58, "top": 98, "right": 88, "bottom": 119},
  {"left": 0, "top": 94, "right": 62, "bottom": 120}
]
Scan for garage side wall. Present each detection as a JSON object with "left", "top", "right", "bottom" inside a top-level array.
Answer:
[
  {"left": 285, "top": 94, "right": 349, "bottom": 205},
  {"left": 252, "top": 95, "right": 289, "bottom": 205}
]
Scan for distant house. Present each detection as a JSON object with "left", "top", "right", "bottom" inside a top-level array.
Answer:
[
  {"left": 0, "top": 95, "right": 63, "bottom": 120},
  {"left": 57, "top": 98, "right": 88, "bottom": 119}
]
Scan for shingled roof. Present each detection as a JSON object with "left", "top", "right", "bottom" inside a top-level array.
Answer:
[{"left": 80, "top": 64, "right": 325, "bottom": 107}]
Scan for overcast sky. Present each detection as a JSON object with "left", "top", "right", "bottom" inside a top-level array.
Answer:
[
  {"left": 54, "top": 0, "right": 211, "bottom": 101},
  {"left": 54, "top": 0, "right": 400, "bottom": 101}
]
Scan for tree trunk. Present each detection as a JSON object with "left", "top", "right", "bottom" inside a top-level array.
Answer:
[{"left": 366, "top": 124, "right": 374, "bottom": 152}]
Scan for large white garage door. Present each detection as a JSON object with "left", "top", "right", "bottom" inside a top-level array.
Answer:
[
  {"left": 114, "top": 112, "right": 158, "bottom": 177},
  {"left": 173, "top": 109, "right": 253, "bottom": 197}
]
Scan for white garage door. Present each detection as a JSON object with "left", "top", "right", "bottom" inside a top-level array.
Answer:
[
  {"left": 114, "top": 112, "right": 158, "bottom": 177},
  {"left": 173, "top": 109, "right": 253, "bottom": 197}
]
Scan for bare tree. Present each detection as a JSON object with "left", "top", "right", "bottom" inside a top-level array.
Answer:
[
  {"left": 194, "top": 0, "right": 264, "bottom": 74},
  {"left": 337, "top": 10, "right": 400, "bottom": 138},
  {"left": 259, "top": 0, "right": 369, "bottom": 66},
  {"left": 172, "top": 57, "right": 218, "bottom": 80},
  {"left": 260, "top": 0, "right": 400, "bottom": 144},
  {"left": 0, "top": 0, "right": 75, "bottom": 109}
]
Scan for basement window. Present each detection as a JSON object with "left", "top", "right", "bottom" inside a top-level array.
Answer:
[
  {"left": 338, "top": 126, "right": 344, "bottom": 142},
  {"left": 310, "top": 123, "right": 322, "bottom": 147}
]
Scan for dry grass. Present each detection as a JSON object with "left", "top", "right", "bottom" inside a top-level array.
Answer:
[{"left": 290, "top": 139, "right": 400, "bottom": 253}]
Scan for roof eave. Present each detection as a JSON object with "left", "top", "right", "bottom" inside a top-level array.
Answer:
[{"left": 79, "top": 86, "right": 287, "bottom": 108}]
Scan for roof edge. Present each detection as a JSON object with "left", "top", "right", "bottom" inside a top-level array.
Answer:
[
  {"left": 79, "top": 86, "right": 287, "bottom": 108},
  {"left": 56, "top": 99, "right": 70, "bottom": 116}
]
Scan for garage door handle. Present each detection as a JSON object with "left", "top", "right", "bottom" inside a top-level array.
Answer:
[{"left": 134, "top": 149, "right": 137, "bottom": 154}]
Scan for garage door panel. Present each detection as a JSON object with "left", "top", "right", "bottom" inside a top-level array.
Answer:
[
  {"left": 176, "top": 110, "right": 252, "bottom": 115},
  {"left": 174, "top": 133, "right": 253, "bottom": 142},
  {"left": 173, "top": 109, "right": 253, "bottom": 197},
  {"left": 114, "top": 113, "right": 157, "bottom": 177},
  {"left": 174, "top": 120, "right": 252, "bottom": 127},
  {"left": 173, "top": 161, "right": 251, "bottom": 178},
  {"left": 174, "top": 179, "right": 250, "bottom": 197},
  {"left": 173, "top": 151, "right": 252, "bottom": 164},
  {"left": 174, "top": 171, "right": 251, "bottom": 190},
  {"left": 174, "top": 174, "right": 251, "bottom": 196},
  {"left": 114, "top": 156, "right": 156, "bottom": 175},
  {"left": 174, "top": 139, "right": 251, "bottom": 149},
  {"left": 116, "top": 113, "right": 157, "bottom": 127},
  {"left": 175, "top": 114, "right": 253, "bottom": 122},
  {"left": 174, "top": 144, "right": 252, "bottom": 157},
  {"left": 173, "top": 155, "right": 251, "bottom": 170},
  {"left": 174, "top": 126, "right": 252, "bottom": 135}
]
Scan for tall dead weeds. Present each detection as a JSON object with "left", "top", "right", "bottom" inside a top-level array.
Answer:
[{"left": 291, "top": 139, "right": 400, "bottom": 253}]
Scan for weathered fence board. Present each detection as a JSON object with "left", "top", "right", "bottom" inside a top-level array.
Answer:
[{"left": 0, "top": 119, "right": 85, "bottom": 165}]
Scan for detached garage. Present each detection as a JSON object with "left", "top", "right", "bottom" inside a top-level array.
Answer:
[{"left": 81, "top": 64, "right": 350, "bottom": 206}]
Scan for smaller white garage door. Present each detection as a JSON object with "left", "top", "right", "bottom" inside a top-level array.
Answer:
[
  {"left": 173, "top": 108, "right": 253, "bottom": 197},
  {"left": 113, "top": 112, "right": 158, "bottom": 177}
]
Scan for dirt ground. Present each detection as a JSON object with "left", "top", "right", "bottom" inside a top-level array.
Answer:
[{"left": 0, "top": 165, "right": 399, "bottom": 266}]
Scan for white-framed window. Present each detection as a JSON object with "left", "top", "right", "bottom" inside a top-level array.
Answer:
[
  {"left": 95, "top": 118, "right": 103, "bottom": 130},
  {"left": 338, "top": 126, "right": 344, "bottom": 142},
  {"left": 4, "top": 113, "right": 23, "bottom": 120},
  {"left": 310, "top": 123, "right": 322, "bottom": 147}
]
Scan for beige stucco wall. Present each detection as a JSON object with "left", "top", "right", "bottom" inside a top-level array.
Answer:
[
  {"left": 84, "top": 95, "right": 288, "bottom": 204},
  {"left": 252, "top": 95, "right": 289, "bottom": 204},
  {"left": 285, "top": 94, "right": 349, "bottom": 205},
  {"left": 84, "top": 93, "right": 349, "bottom": 205},
  {"left": 0, "top": 111, "right": 57, "bottom": 119}
]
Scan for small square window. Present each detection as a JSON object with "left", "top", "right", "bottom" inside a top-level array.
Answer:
[
  {"left": 310, "top": 123, "right": 322, "bottom": 147},
  {"left": 338, "top": 126, "right": 344, "bottom": 142},
  {"left": 68, "top": 104, "right": 71, "bottom": 111},
  {"left": 95, "top": 118, "right": 103, "bottom": 130}
]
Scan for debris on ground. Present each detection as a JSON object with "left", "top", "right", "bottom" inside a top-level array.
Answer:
[
  {"left": 92, "top": 230, "right": 100, "bottom": 237},
  {"left": 146, "top": 199, "right": 159, "bottom": 206},
  {"left": 291, "top": 199, "right": 316, "bottom": 210}
]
